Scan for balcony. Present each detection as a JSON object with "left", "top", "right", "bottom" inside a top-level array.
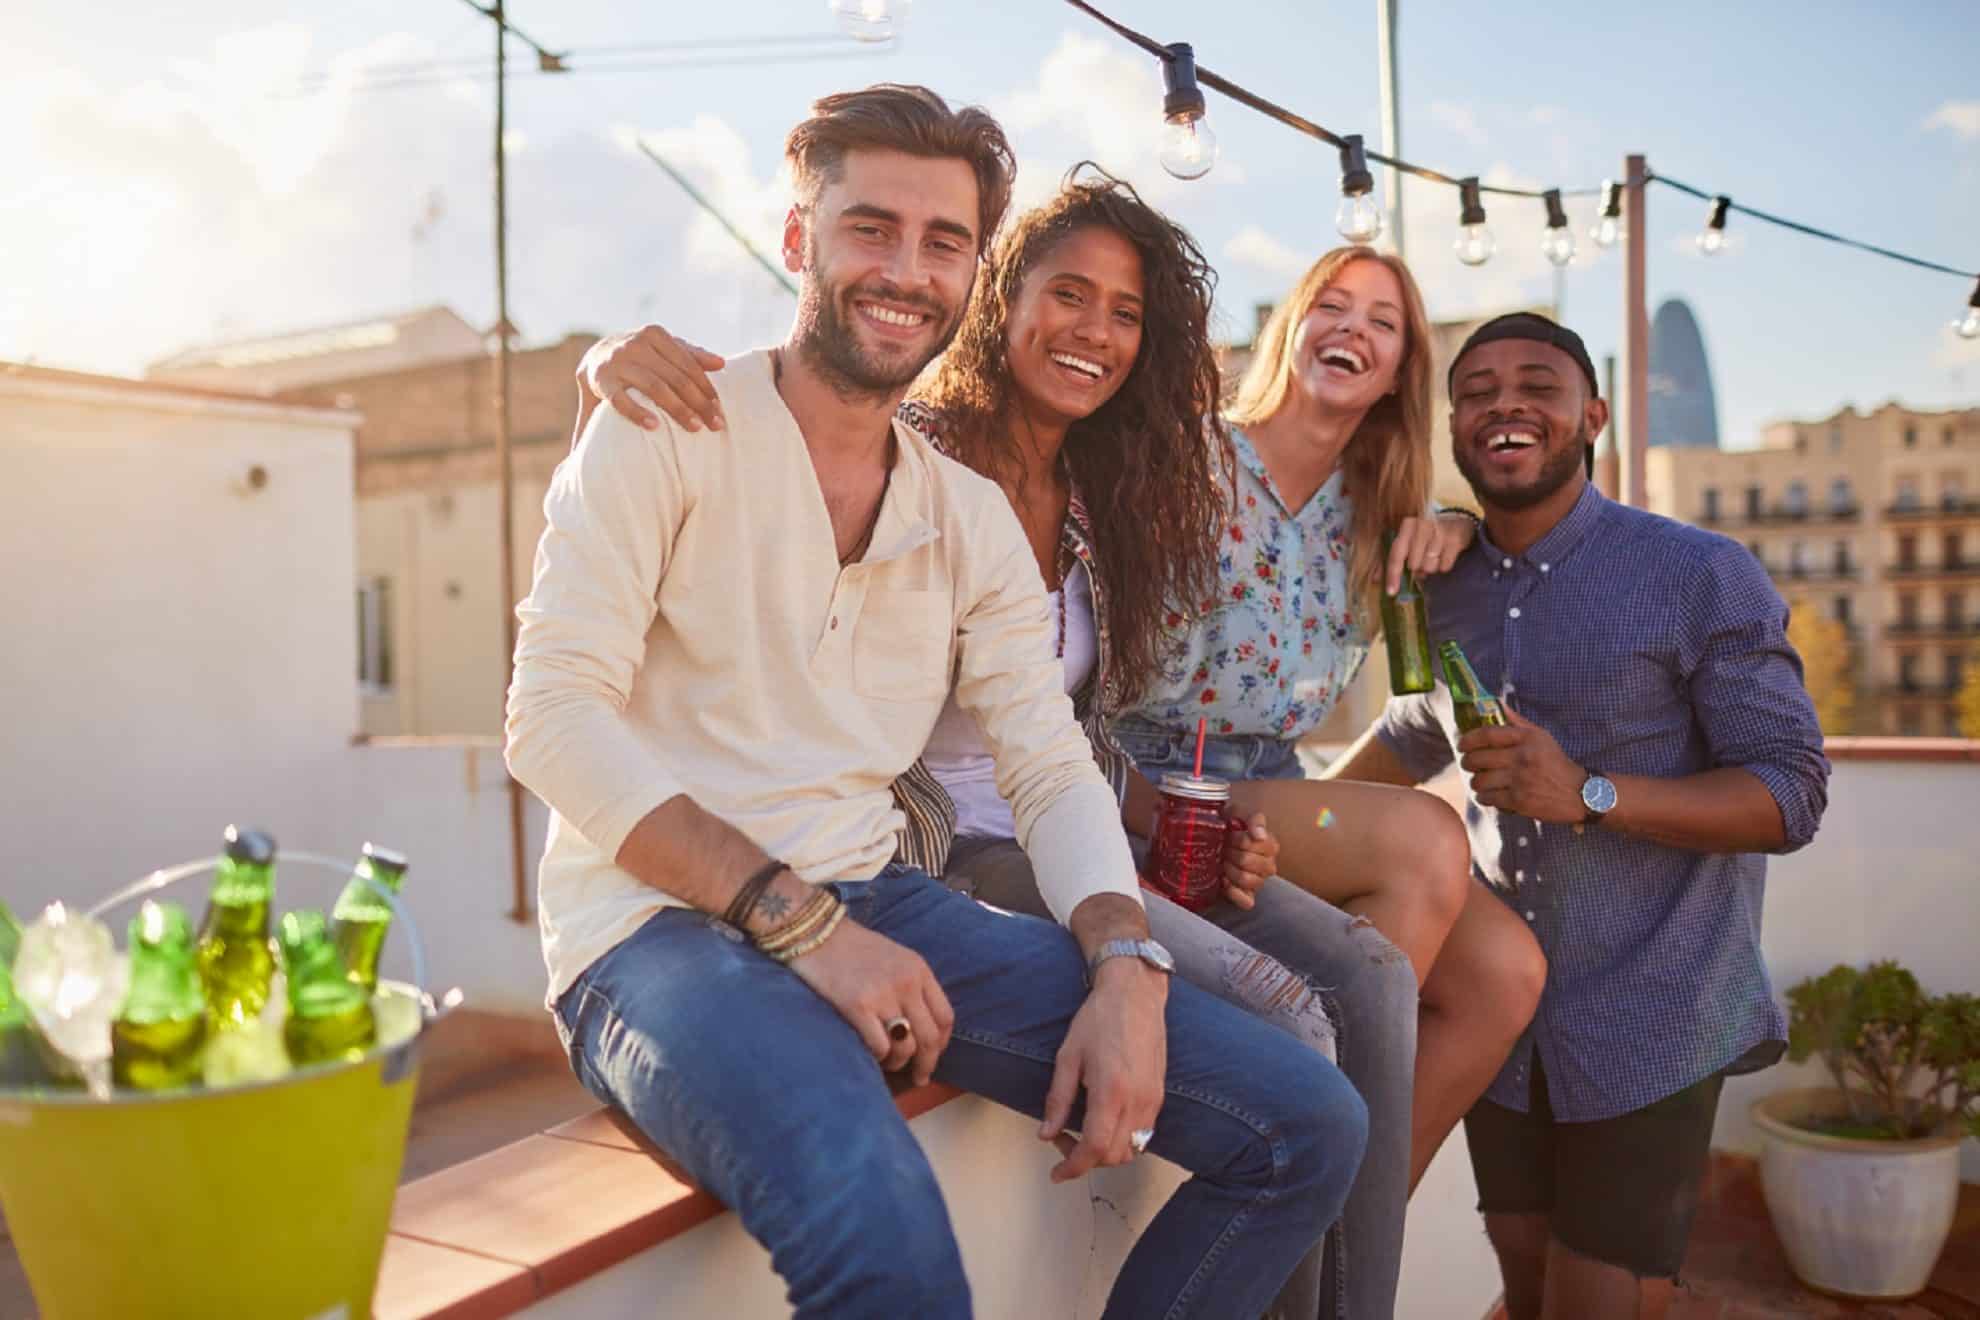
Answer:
[
  {"left": 1886, "top": 497, "right": 1980, "bottom": 521},
  {"left": 1881, "top": 679, "right": 1963, "bottom": 699},
  {"left": 1699, "top": 502, "right": 1856, "bottom": 527},
  {"left": 1773, "top": 562, "right": 1860, "bottom": 583},
  {"left": 1886, "top": 620, "right": 1980, "bottom": 641},
  {"left": 1889, "top": 559, "right": 1980, "bottom": 581}
]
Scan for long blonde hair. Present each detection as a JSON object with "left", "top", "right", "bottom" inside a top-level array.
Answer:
[{"left": 1226, "top": 246, "right": 1434, "bottom": 628}]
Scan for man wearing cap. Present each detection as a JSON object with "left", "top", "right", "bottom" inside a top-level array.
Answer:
[{"left": 1325, "top": 313, "right": 1830, "bottom": 1317}]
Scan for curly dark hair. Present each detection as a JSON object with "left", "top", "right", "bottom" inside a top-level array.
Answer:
[{"left": 914, "top": 165, "right": 1232, "bottom": 708}]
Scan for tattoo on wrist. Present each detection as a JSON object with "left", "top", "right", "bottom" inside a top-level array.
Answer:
[{"left": 756, "top": 890, "right": 792, "bottom": 923}]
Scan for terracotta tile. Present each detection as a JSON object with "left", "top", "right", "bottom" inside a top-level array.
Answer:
[
  {"left": 893, "top": 1080, "right": 963, "bottom": 1121},
  {"left": 373, "top": 1233, "right": 538, "bottom": 1320},
  {"left": 391, "top": 1134, "right": 725, "bottom": 1297}
]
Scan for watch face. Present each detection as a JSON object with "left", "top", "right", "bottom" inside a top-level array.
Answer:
[
  {"left": 1140, "top": 940, "right": 1177, "bottom": 974},
  {"left": 1582, "top": 775, "right": 1618, "bottom": 814}
]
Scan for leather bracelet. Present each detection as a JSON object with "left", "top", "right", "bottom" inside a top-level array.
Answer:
[
  {"left": 767, "top": 902, "right": 848, "bottom": 964},
  {"left": 723, "top": 859, "right": 789, "bottom": 932},
  {"left": 1436, "top": 504, "right": 1484, "bottom": 530},
  {"left": 756, "top": 890, "right": 839, "bottom": 956}
]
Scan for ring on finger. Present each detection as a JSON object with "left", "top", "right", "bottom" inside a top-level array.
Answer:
[
  {"left": 883, "top": 1016, "right": 912, "bottom": 1043},
  {"left": 1128, "top": 1127, "right": 1155, "bottom": 1155}
]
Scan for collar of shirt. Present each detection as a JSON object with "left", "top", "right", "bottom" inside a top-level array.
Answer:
[
  {"left": 1232, "top": 427, "right": 1345, "bottom": 522},
  {"left": 1473, "top": 479, "right": 1608, "bottom": 579}
]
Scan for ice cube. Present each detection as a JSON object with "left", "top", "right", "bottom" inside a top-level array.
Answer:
[{"left": 13, "top": 903, "right": 129, "bottom": 1098}]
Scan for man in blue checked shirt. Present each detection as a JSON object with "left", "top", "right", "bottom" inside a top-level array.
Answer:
[{"left": 1325, "top": 312, "right": 1829, "bottom": 1319}]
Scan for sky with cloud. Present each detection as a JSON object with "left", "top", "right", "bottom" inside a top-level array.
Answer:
[{"left": 6, "top": 0, "right": 1977, "bottom": 447}]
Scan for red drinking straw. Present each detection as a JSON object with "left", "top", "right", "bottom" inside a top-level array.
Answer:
[{"left": 1192, "top": 716, "right": 1207, "bottom": 779}]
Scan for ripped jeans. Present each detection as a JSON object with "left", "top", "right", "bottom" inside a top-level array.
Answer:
[{"left": 947, "top": 838, "right": 1417, "bottom": 1320}]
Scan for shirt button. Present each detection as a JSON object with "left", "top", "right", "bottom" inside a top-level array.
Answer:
[
  {"left": 1518, "top": 836, "right": 1529, "bottom": 848},
  {"left": 830, "top": 616, "right": 839, "bottom": 630},
  {"left": 1524, "top": 910, "right": 1537, "bottom": 922},
  {"left": 1515, "top": 869, "right": 1525, "bottom": 881},
  {"left": 1541, "top": 563, "right": 1551, "bottom": 573},
  {"left": 1509, "top": 607, "right": 1522, "bottom": 619},
  {"left": 1502, "top": 557, "right": 1513, "bottom": 569}
]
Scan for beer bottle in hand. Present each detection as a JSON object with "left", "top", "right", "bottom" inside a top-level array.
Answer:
[
  {"left": 278, "top": 910, "right": 375, "bottom": 1067},
  {"left": 197, "top": 826, "right": 278, "bottom": 1030},
  {"left": 1380, "top": 535, "right": 1436, "bottom": 695},
  {"left": 112, "top": 901, "right": 208, "bottom": 1090},
  {"left": 331, "top": 844, "right": 409, "bottom": 994},
  {"left": 1439, "top": 640, "right": 1508, "bottom": 733}
]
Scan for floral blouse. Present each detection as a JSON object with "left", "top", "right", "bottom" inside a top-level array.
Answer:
[{"left": 1123, "top": 427, "right": 1372, "bottom": 742}]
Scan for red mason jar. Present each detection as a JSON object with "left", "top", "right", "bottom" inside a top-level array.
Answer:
[{"left": 1143, "top": 772, "right": 1233, "bottom": 913}]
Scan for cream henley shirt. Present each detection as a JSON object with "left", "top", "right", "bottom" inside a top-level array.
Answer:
[{"left": 506, "top": 349, "right": 1141, "bottom": 1005}]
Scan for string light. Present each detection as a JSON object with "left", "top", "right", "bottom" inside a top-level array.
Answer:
[
  {"left": 1156, "top": 43, "right": 1218, "bottom": 180},
  {"left": 1540, "top": 189, "right": 1575, "bottom": 267},
  {"left": 1454, "top": 177, "right": 1494, "bottom": 267},
  {"left": 1697, "top": 195, "right": 1731, "bottom": 256},
  {"left": 827, "top": 0, "right": 907, "bottom": 42},
  {"left": 1958, "top": 278, "right": 1980, "bottom": 340},
  {"left": 1335, "top": 134, "right": 1383, "bottom": 243},
  {"left": 1591, "top": 180, "right": 1623, "bottom": 249}
]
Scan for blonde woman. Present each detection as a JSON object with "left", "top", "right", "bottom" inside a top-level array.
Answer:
[{"left": 1112, "top": 247, "right": 1549, "bottom": 1195}]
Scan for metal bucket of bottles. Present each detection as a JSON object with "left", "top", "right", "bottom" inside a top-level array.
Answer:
[{"left": 0, "top": 851, "right": 459, "bottom": 1320}]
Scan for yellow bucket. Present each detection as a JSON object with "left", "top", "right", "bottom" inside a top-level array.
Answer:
[{"left": 0, "top": 851, "right": 456, "bottom": 1320}]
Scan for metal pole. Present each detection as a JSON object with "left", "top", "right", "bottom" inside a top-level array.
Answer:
[
  {"left": 493, "top": 3, "right": 529, "bottom": 923},
  {"left": 1621, "top": 153, "right": 1649, "bottom": 509},
  {"left": 1376, "top": 0, "right": 1403, "bottom": 255}
]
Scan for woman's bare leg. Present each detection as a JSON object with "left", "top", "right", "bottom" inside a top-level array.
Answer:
[{"left": 1227, "top": 777, "right": 1546, "bottom": 1189}]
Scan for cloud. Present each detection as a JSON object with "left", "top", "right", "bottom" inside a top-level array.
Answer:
[
  {"left": 0, "top": 25, "right": 800, "bottom": 374},
  {"left": 1922, "top": 100, "right": 1980, "bottom": 141},
  {"left": 1224, "top": 225, "right": 1311, "bottom": 281},
  {"left": 1430, "top": 101, "right": 1487, "bottom": 147}
]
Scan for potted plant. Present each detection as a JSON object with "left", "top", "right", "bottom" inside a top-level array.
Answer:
[{"left": 1753, "top": 961, "right": 1979, "bottom": 1299}]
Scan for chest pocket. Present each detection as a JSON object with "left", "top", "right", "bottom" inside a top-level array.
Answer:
[{"left": 854, "top": 589, "right": 953, "bottom": 702}]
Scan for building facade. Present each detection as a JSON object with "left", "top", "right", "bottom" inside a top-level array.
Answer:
[{"left": 1646, "top": 403, "right": 1980, "bottom": 735}]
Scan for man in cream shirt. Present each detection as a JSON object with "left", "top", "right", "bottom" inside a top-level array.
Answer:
[{"left": 506, "top": 84, "right": 1363, "bottom": 1319}]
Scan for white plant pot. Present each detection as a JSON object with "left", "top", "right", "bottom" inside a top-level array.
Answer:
[{"left": 1752, "top": 1087, "right": 1964, "bottom": 1300}]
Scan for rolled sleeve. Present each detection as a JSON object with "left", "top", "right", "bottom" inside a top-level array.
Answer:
[
  {"left": 954, "top": 502, "right": 1141, "bottom": 924},
  {"left": 1375, "top": 690, "right": 1457, "bottom": 784},
  {"left": 1680, "top": 543, "right": 1831, "bottom": 852},
  {"left": 504, "top": 408, "right": 689, "bottom": 859}
]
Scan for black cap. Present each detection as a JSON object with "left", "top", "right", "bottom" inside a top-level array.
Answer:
[
  {"left": 361, "top": 842, "right": 409, "bottom": 875},
  {"left": 223, "top": 825, "right": 277, "bottom": 866},
  {"left": 1448, "top": 311, "right": 1600, "bottom": 398}
]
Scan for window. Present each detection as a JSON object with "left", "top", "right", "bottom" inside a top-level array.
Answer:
[
  {"left": 1748, "top": 541, "right": 1765, "bottom": 566},
  {"left": 1946, "top": 531, "right": 1965, "bottom": 570},
  {"left": 1898, "top": 592, "right": 1919, "bottom": 627},
  {"left": 1948, "top": 652, "right": 1966, "bottom": 690},
  {"left": 1899, "top": 653, "right": 1919, "bottom": 689},
  {"left": 1829, "top": 422, "right": 1843, "bottom": 452},
  {"left": 357, "top": 577, "right": 394, "bottom": 693},
  {"left": 1945, "top": 473, "right": 1966, "bottom": 511},
  {"left": 1895, "top": 476, "right": 1920, "bottom": 511},
  {"left": 1745, "top": 485, "right": 1763, "bottom": 519},
  {"left": 1833, "top": 540, "right": 1851, "bottom": 574},
  {"left": 1948, "top": 592, "right": 1966, "bottom": 630},
  {"left": 1828, "top": 477, "right": 1854, "bottom": 514},
  {"left": 1702, "top": 487, "right": 1720, "bottom": 521},
  {"left": 1783, "top": 480, "right": 1808, "bottom": 515},
  {"left": 1899, "top": 709, "right": 1923, "bottom": 736},
  {"left": 1788, "top": 541, "right": 1807, "bottom": 575},
  {"left": 1946, "top": 710, "right": 1964, "bottom": 737},
  {"left": 1833, "top": 596, "right": 1852, "bottom": 626},
  {"left": 1904, "top": 425, "right": 1919, "bottom": 449},
  {"left": 1794, "top": 430, "right": 1808, "bottom": 453},
  {"left": 1899, "top": 533, "right": 1918, "bottom": 569},
  {"left": 1945, "top": 425, "right": 1957, "bottom": 447}
]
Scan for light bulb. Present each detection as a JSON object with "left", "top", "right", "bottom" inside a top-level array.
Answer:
[
  {"left": 1454, "top": 223, "right": 1495, "bottom": 267},
  {"left": 1541, "top": 228, "right": 1576, "bottom": 268},
  {"left": 828, "top": 0, "right": 907, "bottom": 42},
  {"left": 1336, "top": 194, "right": 1383, "bottom": 244},
  {"left": 1590, "top": 214, "right": 1621, "bottom": 249},
  {"left": 1696, "top": 228, "right": 1727, "bottom": 257},
  {"left": 1159, "top": 116, "right": 1218, "bottom": 180},
  {"left": 1957, "top": 306, "right": 1980, "bottom": 340}
]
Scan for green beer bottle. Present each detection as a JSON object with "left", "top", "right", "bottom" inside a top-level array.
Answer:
[
  {"left": 1439, "top": 640, "right": 1508, "bottom": 734},
  {"left": 197, "top": 826, "right": 278, "bottom": 1030},
  {"left": 331, "top": 843, "right": 409, "bottom": 993},
  {"left": 1381, "top": 535, "right": 1436, "bottom": 695},
  {"left": 112, "top": 901, "right": 208, "bottom": 1090},
  {"left": 278, "top": 910, "right": 375, "bottom": 1066}
]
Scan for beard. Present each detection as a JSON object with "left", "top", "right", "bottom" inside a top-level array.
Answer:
[
  {"left": 1454, "top": 418, "right": 1590, "bottom": 512},
  {"left": 791, "top": 236, "right": 964, "bottom": 401}
]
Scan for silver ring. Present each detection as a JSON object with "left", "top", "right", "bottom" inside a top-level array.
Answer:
[
  {"left": 1129, "top": 1127, "right": 1155, "bottom": 1155},
  {"left": 884, "top": 1016, "right": 912, "bottom": 1043}
]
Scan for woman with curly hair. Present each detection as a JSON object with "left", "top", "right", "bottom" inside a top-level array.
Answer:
[{"left": 573, "top": 169, "right": 1467, "bottom": 1319}]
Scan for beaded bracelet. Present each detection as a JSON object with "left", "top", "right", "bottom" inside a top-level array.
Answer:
[
  {"left": 755, "top": 889, "right": 839, "bottom": 958},
  {"left": 767, "top": 902, "right": 848, "bottom": 965}
]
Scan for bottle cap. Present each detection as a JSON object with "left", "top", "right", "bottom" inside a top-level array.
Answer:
[
  {"left": 1158, "top": 771, "right": 1231, "bottom": 804},
  {"left": 222, "top": 825, "right": 277, "bottom": 866},
  {"left": 360, "top": 842, "right": 409, "bottom": 874}
]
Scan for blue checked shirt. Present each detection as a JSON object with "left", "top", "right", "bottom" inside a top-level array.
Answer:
[{"left": 1376, "top": 484, "right": 1829, "bottom": 1121}]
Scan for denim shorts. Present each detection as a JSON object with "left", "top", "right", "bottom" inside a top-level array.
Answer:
[{"left": 1111, "top": 717, "right": 1307, "bottom": 783}]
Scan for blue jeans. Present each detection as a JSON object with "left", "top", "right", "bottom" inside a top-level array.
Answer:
[
  {"left": 1108, "top": 720, "right": 1417, "bottom": 1320},
  {"left": 555, "top": 865, "right": 1367, "bottom": 1320}
]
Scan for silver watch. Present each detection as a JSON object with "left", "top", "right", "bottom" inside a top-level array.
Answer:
[
  {"left": 1580, "top": 772, "right": 1618, "bottom": 824},
  {"left": 1087, "top": 938, "right": 1176, "bottom": 983}
]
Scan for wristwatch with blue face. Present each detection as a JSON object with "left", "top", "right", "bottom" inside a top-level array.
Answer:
[
  {"left": 1580, "top": 772, "right": 1618, "bottom": 825},
  {"left": 1087, "top": 938, "right": 1176, "bottom": 983}
]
